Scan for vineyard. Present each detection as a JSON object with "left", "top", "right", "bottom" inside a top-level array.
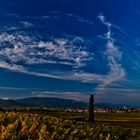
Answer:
[{"left": 0, "top": 111, "right": 139, "bottom": 140}]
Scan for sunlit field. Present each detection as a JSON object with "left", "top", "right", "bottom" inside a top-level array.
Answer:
[{"left": 0, "top": 111, "right": 139, "bottom": 140}]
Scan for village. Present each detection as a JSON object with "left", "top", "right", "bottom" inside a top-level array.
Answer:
[{"left": 65, "top": 106, "right": 140, "bottom": 113}]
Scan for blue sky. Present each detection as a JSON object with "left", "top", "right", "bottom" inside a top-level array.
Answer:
[{"left": 0, "top": 0, "right": 140, "bottom": 104}]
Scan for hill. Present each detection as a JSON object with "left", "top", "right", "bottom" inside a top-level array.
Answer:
[
  {"left": 0, "top": 97, "right": 139, "bottom": 109},
  {"left": 0, "top": 97, "right": 88, "bottom": 108}
]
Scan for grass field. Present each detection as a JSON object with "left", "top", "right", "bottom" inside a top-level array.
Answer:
[
  {"left": 47, "top": 111, "right": 140, "bottom": 130},
  {"left": 95, "top": 113, "right": 140, "bottom": 130}
]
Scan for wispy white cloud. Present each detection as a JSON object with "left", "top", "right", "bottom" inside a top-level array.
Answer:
[
  {"left": 0, "top": 30, "right": 96, "bottom": 82},
  {"left": 96, "top": 14, "right": 126, "bottom": 89},
  {"left": 32, "top": 91, "right": 89, "bottom": 102},
  {"left": 32, "top": 88, "right": 140, "bottom": 103},
  {"left": 0, "top": 61, "right": 25, "bottom": 72},
  {"left": 0, "top": 61, "right": 63, "bottom": 79},
  {"left": 0, "top": 86, "right": 29, "bottom": 90},
  {"left": 0, "top": 33, "right": 92, "bottom": 66},
  {"left": 50, "top": 11, "right": 94, "bottom": 25},
  {"left": 0, "top": 86, "right": 140, "bottom": 103},
  {"left": 19, "top": 21, "right": 33, "bottom": 28},
  {"left": 0, "top": 13, "right": 127, "bottom": 86},
  {"left": 1, "top": 97, "right": 9, "bottom": 100},
  {"left": 0, "top": 61, "right": 121, "bottom": 83}
]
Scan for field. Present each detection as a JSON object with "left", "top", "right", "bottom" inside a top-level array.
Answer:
[
  {"left": 0, "top": 110, "right": 140, "bottom": 140},
  {"left": 95, "top": 113, "right": 140, "bottom": 130},
  {"left": 50, "top": 111, "right": 140, "bottom": 130}
]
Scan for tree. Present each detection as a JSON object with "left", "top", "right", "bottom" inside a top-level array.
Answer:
[{"left": 88, "top": 94, "right": 94, "bottom": 127}]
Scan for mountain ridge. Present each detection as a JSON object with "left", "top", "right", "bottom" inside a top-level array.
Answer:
[
  {"left": 0, "top": 97, "right": 139, "bottom": 108},
  {"left": 0, "top": 97, "right": 88, "bottom": 108}
]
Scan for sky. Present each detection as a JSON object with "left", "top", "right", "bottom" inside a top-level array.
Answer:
[{"left": 0, "top": 0, "right": 140, "bottom": 104}]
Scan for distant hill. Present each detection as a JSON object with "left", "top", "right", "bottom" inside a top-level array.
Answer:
[
  {"left": 17, "top": 97, "right": 88, "bottom": 108},
  {"left": 0, "top": 99, "right": 23, "bottom": 107},
  {"left": 0, "top": 97, "right": 139, "bottom": 108},
  {"left": 0, "top": 97, "right": 88, "bottom": 108}
]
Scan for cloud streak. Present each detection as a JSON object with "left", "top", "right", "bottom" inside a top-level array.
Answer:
[
  {"left": 0, "top": 33, "right": 92, "bottom": 66},
  {"left": 96, "top": 14, "right": 126, "bottom": 89},
  {"left": 32, "top": 91, "right": 89, "bottom": 101},
  {"left": 0, "top": 13, "right": 127, "bottom": 86},
  {"left": 0, "top": 31, "right": 96, "bottom": 81}
]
